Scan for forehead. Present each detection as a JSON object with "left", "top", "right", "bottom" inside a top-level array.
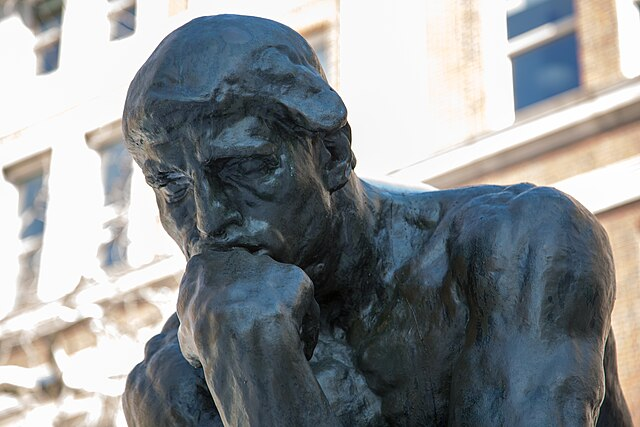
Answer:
[{"left": 133, "top": 108, "right": 278, "bottom": 165}]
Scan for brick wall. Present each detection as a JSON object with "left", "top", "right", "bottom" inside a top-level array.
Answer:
[
  {"left": 424, "top": 0, "right": 488, "bottom": 148},
  {"left": 456, "top": 120, "right": 640, "bottom": 187},
  {"left": 575, "top": 0, "right": 623, "bottom": 93}
]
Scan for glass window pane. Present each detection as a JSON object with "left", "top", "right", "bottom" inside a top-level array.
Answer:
[
  {"left": 38, "top": 42, "right": 60, "bottom": 73},
  {"left": 22, "top": 218, "right": 45, "bottom": 239},
  {"left": 507, "top": 0, "right": 573, "bottom": 39},
  {"left": 512, "top": 33, "right": 580, "bottom": 110},
  {"left": 99, "top": 221, "right": 128, "bottom": 268},
  {"left": 110, "top": 5, "right": 136, "bottom": 40},
  {"left": 19, "top": 174, "right": 48, "bottom": 239},
  {"left": 100, "top": 142, "right": 133, "bottom": 207},
  {"left": 19, "top": 175, "right": 43, "bottom": 214},
  {"left": 97, "top": 141, "right": 132, "bottom": 270}
]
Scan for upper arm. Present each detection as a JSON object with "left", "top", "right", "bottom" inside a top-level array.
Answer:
[{"left": 448, "top": 185, "right": 615, "bottom": 426}]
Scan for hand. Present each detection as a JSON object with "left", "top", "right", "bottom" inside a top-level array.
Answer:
[
  {"left": 177, "top": 248, "right": 320, "bottom": 368},
  {"left": 175, "top": 249, "right": 334, "bottom": 426}
]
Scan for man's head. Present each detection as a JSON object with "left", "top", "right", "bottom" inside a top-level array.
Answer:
[
  {"left": 123, "top": 14, "right": 350, "bottom": 155},
  {"left": 122, "top": 15, "right": 356, "bottom": 267}
]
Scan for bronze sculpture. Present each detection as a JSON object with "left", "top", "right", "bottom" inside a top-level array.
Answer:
[{"left": 121, "top": 15, "right": 632, "bottom": 426}]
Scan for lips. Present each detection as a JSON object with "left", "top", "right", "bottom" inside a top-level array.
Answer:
[
  {"left": 187, "top": 236, "right": 269, "bottom": 258},
  {"left": 184, "top": 222, "right": 287, "bottom": 261}
]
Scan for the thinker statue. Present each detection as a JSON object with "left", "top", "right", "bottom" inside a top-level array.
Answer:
[{"left": 121, "top": 15, "right": 632, "bottom": 427}]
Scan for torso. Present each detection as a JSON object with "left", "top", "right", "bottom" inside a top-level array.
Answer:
[{"left": 310, "top": 184, "right": 530, "bottom": 426}]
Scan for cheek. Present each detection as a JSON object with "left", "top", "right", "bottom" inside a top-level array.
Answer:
[
  {"left": 279, "top": 151, "right": 325, "bottom": 199},
  {"left": 155, "top": 193, "right": 196, "bottom": 243}
]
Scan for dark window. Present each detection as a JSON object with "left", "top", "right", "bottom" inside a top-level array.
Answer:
[
  {"left": 100, "top": 142, "right": 133, "bottom": 207},
  {"left": 33, "top": 0, "right": 63, "bottom": 74},
  {"left": 14, "top": 171, "right": 49, "bottom": 307},
  {"left": 507, "top": 0, "right": 579, "bottom": 110},
  {"left": 38, "top": 41, "right": 60, "bottom": 73},
  {"left": 18, "top": 174, "right": 48, "bottom": 239},
  {"left": 507, "top": 0, "right": 573, "bottom": 39},
  {"left": 100, "top": 219, "right": 128, "bottom": 268},
  {"left": 109, "top": 0, "right": 136, "bottom": 40},
  {"left": 98, "top": 142, "right": 132, "bottom": 269},
  {"left": 511, "top": 33, "right": 579, "bottom": 110}
]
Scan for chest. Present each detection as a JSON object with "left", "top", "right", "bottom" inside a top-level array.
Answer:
[{"left": 312, "top": 269, "right": 470, "bottom": 426}]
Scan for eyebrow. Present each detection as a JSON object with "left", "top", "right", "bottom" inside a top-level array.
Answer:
[{"left": 144, "top": 166, "right": 190, "bottom": 188}]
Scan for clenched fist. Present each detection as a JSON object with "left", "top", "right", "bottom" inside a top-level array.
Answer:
[{"left": 175, "top": 249, "right": 335, "bottom": 427}]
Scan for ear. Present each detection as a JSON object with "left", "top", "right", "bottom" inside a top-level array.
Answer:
[{"left": 321, "top": 124, "right": 355, "bottom": 193}]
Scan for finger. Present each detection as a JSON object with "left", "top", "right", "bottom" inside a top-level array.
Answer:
[{"left": 301, "top": 297, "right": 320, "bottom": 360}]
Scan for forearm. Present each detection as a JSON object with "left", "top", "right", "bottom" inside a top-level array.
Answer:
[
  {"left": 450, "top": 337, "right": 604, "bottom": 426},
  {"left": 449, "top": 186, "right": 614, "bottom": 426},
  {"left": 194, "top": 319, "right": 339, "bottom": 426}
]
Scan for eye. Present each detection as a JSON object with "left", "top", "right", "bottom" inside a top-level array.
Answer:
[
  {"left": 222, "top": 156, "right": 278, "bottom": 179},
  {"left": 158, "top": 173, "right": 192, "bottom": 204}
]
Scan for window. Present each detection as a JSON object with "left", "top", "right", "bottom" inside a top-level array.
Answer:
[
  {"left": 16, "top": 174, "right": 48, "bottom": 306},
  {"left": 108, "top": 0, "right": 136, "bottom": 40},
  {"left": 4, "top": 156, "right": 51, "bottom": 308},
  {"left": 25, "top": 0, "right": 64, "bottom": 74},
  {"left": 97, "top": 140, "right": 133, "bottom": 270},
  {"left": 506, "top": 0, "right": 579, "bottom": 110}
]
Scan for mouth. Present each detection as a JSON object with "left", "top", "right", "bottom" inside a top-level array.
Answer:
[{"left": 188, "top": 239, "right": 270, "bottom": 258}]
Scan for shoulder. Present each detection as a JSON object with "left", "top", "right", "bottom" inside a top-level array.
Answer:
[
  {"left": 443, "top": 184, "right": 615, "bottom": 333},
  {"left": 445, "top": 183, "right": 604, "bottom": 241},
  {"left": 441, "top": 182, "right": 571, "bottom": 214}
]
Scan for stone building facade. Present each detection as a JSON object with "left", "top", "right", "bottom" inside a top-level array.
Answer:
[{"left": 0, "top": 0, "right": 637, "bottom": 425}]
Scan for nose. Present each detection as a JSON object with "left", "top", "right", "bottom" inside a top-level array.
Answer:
[{"left": 193, "top": 178, "right": 241, "bottom": 238}]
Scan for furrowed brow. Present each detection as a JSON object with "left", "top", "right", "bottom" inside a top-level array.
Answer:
[{"left": 143, "top": 160, "right": 190, "bottom": 188}]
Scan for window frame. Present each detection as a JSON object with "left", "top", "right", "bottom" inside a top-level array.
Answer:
[
  {"left": 21, "top": 0, "right": 65, "bottom": 74},
  {"left": 86, "top": 121, "right": 133, "bottom": 272},
  {"left": 3, "top": 151, "right": 52, "bottom": 307},
  {"left": 107, "top": 0, "right": 136, "bottom": 41},
  {"left": 505, "top": 0, "right": 580, "bottom": 112}
]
